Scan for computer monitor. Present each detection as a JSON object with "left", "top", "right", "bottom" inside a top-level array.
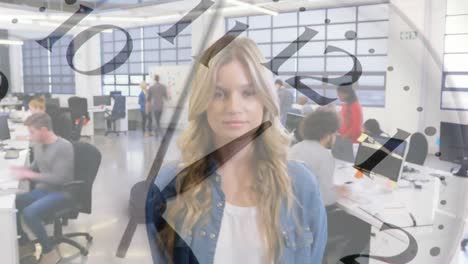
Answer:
[
  {"left": 110, "top": 91, "right": 122, "bottom": 99},
  {"left": 354, "top": 137, "right": 407, "bottom": 183},
  {"left": 440, "top": 122, "right": 468, "bottom": 177},
  {"left": 0, "top": 115, "right": 11, "bottom": 141},
  {"left": 93, "top": 96, "right": 111, "bottom": 106},
  {"left": 332, "top": 136, "right": 355, "bottom": 163},
  {"left": 285, "top": 113, "right": 304, "bottom": 133},
  {"left": 46, "top": 98, "right": 60, "bottom": 107}
]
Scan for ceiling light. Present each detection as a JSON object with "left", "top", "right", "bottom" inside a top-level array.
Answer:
[
  {"left": 0, "top": 39, "right": 23, "bottom": 46},
  {"left": 226, "top": 0, "right": 278, "bottom": 16}
]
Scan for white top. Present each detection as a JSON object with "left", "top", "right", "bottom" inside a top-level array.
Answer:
[
  {"left": 289, "top": 140, "right": 337, "bottom": 206},
  {"left": 214, "top": 202, "right": 268, "bottom": 264}
]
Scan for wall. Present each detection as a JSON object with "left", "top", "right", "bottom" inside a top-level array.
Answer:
[{"left": 4, "top": 0, "right": 457, "bottom": 153}]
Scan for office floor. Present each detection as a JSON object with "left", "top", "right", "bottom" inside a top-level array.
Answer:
[
  {"left": 53, "top": 130, "right": 181, "bottom": 264},
  {"left": 40, "top": 131, "right": 456, "bottom": 264}
]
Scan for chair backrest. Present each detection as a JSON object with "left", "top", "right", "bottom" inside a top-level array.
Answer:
[
  {"left": 112, "top": 95, "right": 126, "bottom": 119},
  {"left": 72, "top": 142, "right": 102, "bottom": 214},
  {"left": 46, "top": 104, "right": 73, "bottom": 141},
  {"left": 68, "top": 96, "right": 89, "bottom": 121},
  {"left": 405, "top": 132, "right": 429, "bottom": 165}
]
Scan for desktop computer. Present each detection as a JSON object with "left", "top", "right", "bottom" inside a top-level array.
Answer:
[
  {"left": 0, "top": 115, "right": 10, "bottom": 147},
  {"left": 440, "top": 122, "right": 468, "bottom": 177},
  {"left": 93, "top": 96, "right": 111, "bottom": 107},
  {"left": 354, "top": 136, "right": 408, "bottom": 188}
]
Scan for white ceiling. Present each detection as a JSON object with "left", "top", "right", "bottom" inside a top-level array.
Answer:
[{"left": 0, "top": 0, "right": 386, "bottom": 39}]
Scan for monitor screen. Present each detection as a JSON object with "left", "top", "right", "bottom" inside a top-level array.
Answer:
[
  {"left": 0, "top": 115, "right": 10, "bottom": 141},
  {"left": 354, "top": 139, "right": 407, "bottom": 182},
  {"left": 93, "top": 96, "right": 111, "bottom": 106},
  {"left": 440, "top": 122, "right": 468, "bottom": 163},
  {"left": 370, "top": 135, "right": 407, "bottom": 158},
  {"left": 46, "top": 98, "right": 60, "bottom": 107},
  {"left": 285, "top": 113, "right": 304, "bottom": 133},
  {"left": 110, "top": 91, "right": 122, "bottom": 99}
]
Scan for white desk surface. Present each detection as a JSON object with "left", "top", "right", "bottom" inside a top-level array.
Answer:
[
  {"left": 334, "top": 162, "right": 442, "bottom": 241},
  {"left": 0, "top": 121, "right": 30, "bottom": 211},
  {"left": 334, "top": 161, "right": 468, "bottom": 263}
]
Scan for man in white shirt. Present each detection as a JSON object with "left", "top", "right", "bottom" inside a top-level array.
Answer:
[
  {"left": 289, "top": 110, "right": 340, "bottom": 206},
  {"left": 289, "top": 110, "right": 370, "bottom": 264}
]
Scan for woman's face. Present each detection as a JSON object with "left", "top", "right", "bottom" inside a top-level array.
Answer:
[
  {"left": 30, "top": 106, "right": 44, "bottom": 114},
  {"left": 206, "top": 60, "right": 264, "bottom": 145},
  {"left": 337, "top": 91, "right": 346, "bottom": 102}
]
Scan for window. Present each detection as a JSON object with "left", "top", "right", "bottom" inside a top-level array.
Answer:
[
  {"left": 22, "top": 36, "right": 75, "bottom": 94},
  {"left": 101, "top": 23, "right": 192, "bottom": 96},
  {"left": 441, "top": 0, "right": 468, "bottom": 110},
  {"left": 225, "top": 3, "right": 389, "bottom": 107}
]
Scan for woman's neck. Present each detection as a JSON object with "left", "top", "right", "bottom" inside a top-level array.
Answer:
[{"left": 216, "top": 143, "right": 257, "bottom": 206}]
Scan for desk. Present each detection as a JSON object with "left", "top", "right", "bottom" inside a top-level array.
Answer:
[
  {"left": 0, "top": 121, "right": 30, "bottom": 264},
  {"left": 0, "top": 101, "right": 22, "bottom": 108},
  {"left": 334, "top": 162, "right": 468, "bottom": 263},
  {"left": 81, "top": 104, "right": 140, "bottom": 136}
]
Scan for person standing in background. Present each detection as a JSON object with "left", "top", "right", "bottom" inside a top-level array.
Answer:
[
  {"left": 147, "top": 75, "right": 170, "bottom": 138},
  {"left": 275, "top": 79, "right": 294, "bottom": 126},
  {"left": 139, "top": 81, "right": 152, "bottom": 137},
  {"left": 337, "top": 85, "right": 363, "bottom": 143}
]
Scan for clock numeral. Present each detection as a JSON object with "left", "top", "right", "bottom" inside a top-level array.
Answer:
[
  {"left": 67, "top": 25, "right": 133, "bottom": 76},
  {"left": 158, "top": 0, "right": 215, "bottom": 44},
  {"left": 36, "top": 4, "right": 93, "bottom": 52}
]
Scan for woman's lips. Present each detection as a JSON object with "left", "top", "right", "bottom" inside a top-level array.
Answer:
[{"left": 223, "top": 120, "right": 248, "bottom": 128}]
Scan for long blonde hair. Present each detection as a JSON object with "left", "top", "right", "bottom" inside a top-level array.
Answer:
[{"left": 160, "top": 36, "right": 295, "bottom": 263}]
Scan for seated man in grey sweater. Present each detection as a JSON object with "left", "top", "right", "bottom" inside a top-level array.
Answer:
[
  {"left": 11, "top": 113, "right": 74, "bottom": 264},
  {"left": 289, "top": 110, "right": 370, "bottom": 264}
]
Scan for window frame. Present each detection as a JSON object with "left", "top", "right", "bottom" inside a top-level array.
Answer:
[{"left": 225, "top": 3, "right": 389, "bottom": 107}]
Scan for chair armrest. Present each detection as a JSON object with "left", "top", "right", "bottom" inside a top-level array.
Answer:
[{"left": 62, "top": 180, "right": 85, "bottom": 195}]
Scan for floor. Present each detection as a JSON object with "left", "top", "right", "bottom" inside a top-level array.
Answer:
[
  {"left": 55, "top": 130, "right": 181, "bottom": 264},
  {"left": 30, "top": 129, "right": 460, "bottom": 264}
]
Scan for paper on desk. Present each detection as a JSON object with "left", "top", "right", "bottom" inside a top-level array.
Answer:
[{"left": 360, "top": 205, "right": 414, "bottom": 227}]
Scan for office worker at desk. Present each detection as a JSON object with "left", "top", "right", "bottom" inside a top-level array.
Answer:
[
  {"left": 146, "top": 36, "right": 327, "bottom": 264},
  {"left": 29, "top": 97, "right": 73, "bottom": 141},
  {"left": 288, "top": 110, "right": 370, "bottom": 263},
  {"left": 11, "top": 113, "right": 74, "bottom": 264}
]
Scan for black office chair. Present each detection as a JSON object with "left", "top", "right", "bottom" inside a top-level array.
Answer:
[
  {"left": 46, "top": 103, "right": 74, "bottom": 141},
  {"left": 405, "top": 132, "right": 429, "bottom": 165},
  {"left": 68, "top": 97, "right": 90, "bottom": 141},
  {"left": 105, "top": 95, "right": 126, "bottom": 136},
  {"left": 34, "top": 142, "right": 102, "bottom": 256}
]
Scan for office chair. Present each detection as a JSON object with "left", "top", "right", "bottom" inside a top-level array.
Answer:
[
  {"left": 406, "top": 132, "right": 429, "bottom": 165},
  {"left": 105, "top": 95, "right": 126, "bottom": 136},
  {"left": 68, "top": 97, "right": 90, "bottom": 141},
  {"left": 46, "top": 103, "right": 74, "bottom": 141},
  {"left": 33, "top": 142, "right": 102, "bottom": 256}
]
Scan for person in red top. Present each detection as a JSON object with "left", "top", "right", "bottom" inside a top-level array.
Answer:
[{"left": 337, "top": 85, "right": 363, "bottom": 142}]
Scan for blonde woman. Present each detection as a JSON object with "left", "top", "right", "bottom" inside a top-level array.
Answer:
[
  {"left": 146, "top": 36, "right": 327, "bottom": 264},
  {"left": 28, "top": 97, "right": 46, "bottom": 114},
  {"left": 139, "top": 81, "right": 153, "bottom": 137}
]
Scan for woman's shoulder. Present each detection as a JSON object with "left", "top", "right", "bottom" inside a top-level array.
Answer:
[{"left": 154, "top": 160, "right": 181, "bottom": 189}]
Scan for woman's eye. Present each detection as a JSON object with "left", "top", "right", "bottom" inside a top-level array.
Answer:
[
  {"left": 243, "top": 90, "right": 256, "bottom": 97},
  {"left": 214, "top": 90, "right": 225, "bottom": 98}
]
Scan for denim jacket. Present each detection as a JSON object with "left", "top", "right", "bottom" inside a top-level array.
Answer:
[{"left": 145, "top": 160, "right": 328, "bottom": 264}]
